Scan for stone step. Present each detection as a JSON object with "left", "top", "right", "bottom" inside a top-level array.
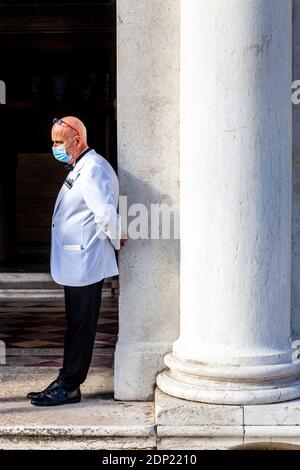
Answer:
[
  {"left": 0, "top": 272, "right": 59, "bottom": 289},
  {"left": 0, "top": 289, "right": 64, "bottom": 301},
  {"left": 0, "top": 288, "right": 113, "bottom": 302},
  {"left": 0, "top": 367, "right": 155, "bottom": 450},
  {"left": 0, "top": 366, "right": 114, "bottom": 398},
  {"left": 0, "top": 272, "right": 119, "bottom": 290},
  {"left": 0, "top": 272, "right": 119, "bottom": 301}
]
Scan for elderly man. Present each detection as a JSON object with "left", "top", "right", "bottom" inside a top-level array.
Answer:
[{"left": 27, "top": 116, "right": 126, "bottom": 406}]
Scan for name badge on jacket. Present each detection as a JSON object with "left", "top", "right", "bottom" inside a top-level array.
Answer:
[{"left": 64, "top": 172, "right": 81, "bottom": 189}]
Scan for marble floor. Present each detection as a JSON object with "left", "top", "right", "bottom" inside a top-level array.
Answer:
[{"left": 0, "top": 288, "right": 118, "bottom": 369}]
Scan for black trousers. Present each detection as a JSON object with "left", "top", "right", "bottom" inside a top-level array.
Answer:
[{"left": 58, "top": 278, "right": 105, "bottom": 391}]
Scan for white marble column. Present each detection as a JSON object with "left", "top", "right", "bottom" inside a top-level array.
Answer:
[{"left": 156, "top": 0, "right": 300, "bottom": 405}]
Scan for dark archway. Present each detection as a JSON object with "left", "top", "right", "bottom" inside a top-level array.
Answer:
[
  {"left": 0, "top": 0, "right": 118, "bottom": 376},
  {"left": 0, "top": 0, "right": 117, "bottom": 267}
]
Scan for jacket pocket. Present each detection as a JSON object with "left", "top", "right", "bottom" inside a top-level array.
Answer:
[{"left": 58, "top": 246, "right": 87, "bottom": 283}]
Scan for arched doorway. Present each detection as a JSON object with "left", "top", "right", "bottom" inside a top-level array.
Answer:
[{"left": 0, "top": 0, "right": 119, "bottom": 395}]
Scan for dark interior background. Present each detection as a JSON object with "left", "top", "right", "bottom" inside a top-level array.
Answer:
[{"left": 0, "top": 0, "right": 117, "bottom": 270}]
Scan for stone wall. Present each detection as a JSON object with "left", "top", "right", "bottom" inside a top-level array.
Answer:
[{"left": 114, "top": 0, "right": 180, "bottom": 399}]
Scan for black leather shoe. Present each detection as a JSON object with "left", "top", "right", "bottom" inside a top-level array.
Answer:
[
  {"left": 31, "top": 385, "right": 81, "bottom": 407},
  {"left": 26, "top": 379, "right": 61, "bottom": 400}
]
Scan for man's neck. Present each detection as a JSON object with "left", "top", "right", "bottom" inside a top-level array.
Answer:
[
  {"left": 71, "top": 146, "right": 90, "bottom": 166},
  {"left": 64, "top": 146, "right": 91, "bottom": 172}
]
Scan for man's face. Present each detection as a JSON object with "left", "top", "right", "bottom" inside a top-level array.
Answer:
[{"left": 51, "top": 125, "right": 74, "bottom": 149}]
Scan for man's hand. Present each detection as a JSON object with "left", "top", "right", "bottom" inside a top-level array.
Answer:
[{"left": 120, "top": 232, "right": 128, "bottom": 248}]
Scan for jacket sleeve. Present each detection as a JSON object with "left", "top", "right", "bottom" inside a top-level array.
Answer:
[{"left": 82, "top": 164, "right": 122, "bottom": 250}]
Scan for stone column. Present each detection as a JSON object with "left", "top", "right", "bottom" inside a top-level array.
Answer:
[
  {"left": 156, "top": 0, "right": 300, "bottom": 405},
  {"left": 115, "top": 0, "right": 180, "bottom": 400}
]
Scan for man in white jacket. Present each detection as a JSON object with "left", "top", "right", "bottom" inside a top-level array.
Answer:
[{"left": 27, "top": 116, "right": 127, "bottom": 406}]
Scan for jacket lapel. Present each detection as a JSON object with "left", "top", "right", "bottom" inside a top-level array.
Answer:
[
  {"left": 52, "top": 150, "right": 93, "bottom": 217},
  {"left": 53, "top": 183, "right": 69, "bottom": 216}
]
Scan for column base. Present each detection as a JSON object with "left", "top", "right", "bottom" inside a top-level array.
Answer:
[
  {"left": 155, "top": 387, "right": 300, "bottom": 450},
  {"left": 156, "top": 353, "right": 300, "bottom": 405}
]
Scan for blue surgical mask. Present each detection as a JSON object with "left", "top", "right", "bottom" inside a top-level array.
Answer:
[{"left": 52, "top": 136, "right": 76, "bottom": 163}]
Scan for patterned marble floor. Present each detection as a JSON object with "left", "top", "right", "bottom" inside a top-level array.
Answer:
[{"left": 0, "top": 292, "right": 118, "bottom": 368}]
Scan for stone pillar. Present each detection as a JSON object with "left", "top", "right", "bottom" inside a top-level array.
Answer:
[
  {"left": 157, "top": 0, "right": 300, "bottom": 405},
  {"left": 115, "top": 0, "right": 180, "bottom": 400},
  {"left": 291, "top": 0, "right": 300, "bottom": 340}
]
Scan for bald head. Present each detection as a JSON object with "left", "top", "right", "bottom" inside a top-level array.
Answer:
[{"left": 51, "top": 116, "right": 88, "bottom": 165}]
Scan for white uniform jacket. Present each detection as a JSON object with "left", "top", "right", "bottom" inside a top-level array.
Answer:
[{"left": 50, "top": 149, "right": 121, "bottom": 286}]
